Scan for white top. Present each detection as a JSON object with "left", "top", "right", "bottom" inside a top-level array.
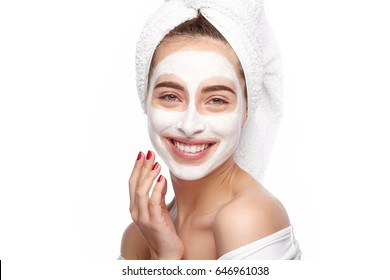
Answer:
[
  {"left": 118, "top": 226, "right": 301, "bottom": 260},
  {"left": 218, "top": 226, "right": 301, "bottom": 260}
]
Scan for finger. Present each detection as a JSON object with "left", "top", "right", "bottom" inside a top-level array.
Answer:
[
  {"left": 149, "top": 175, "right": 166, "bottom": 222},
  {"left": 135, "top": 161, "right": 161, "bottom": 217},
  {"left": 160, "top": 178, "right": 168, "bottom": 208},
  {"left": 129, "top": 151, "right": 144, "bottom": 208},
  {"left": 138, "top": 150, "right": 156, "bottom": 183}
]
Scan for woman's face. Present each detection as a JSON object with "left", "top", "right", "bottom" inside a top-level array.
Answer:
[{"left": 146, "top": 36, "right": 246, "bottom": 180}]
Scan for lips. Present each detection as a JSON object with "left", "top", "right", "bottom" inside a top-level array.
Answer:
[{"left": 166, "top": 137, "right": 216, "bottom": 160}]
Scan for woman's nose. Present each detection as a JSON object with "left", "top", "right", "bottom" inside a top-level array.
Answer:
[{"left": 176, "top": 108, "right": 205, "bottom": 137}]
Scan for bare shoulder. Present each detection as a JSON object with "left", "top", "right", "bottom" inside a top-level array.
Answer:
[
  {"left": 213, "top": 176, "right": 290, "bottom": 257},
  {"left": 120, "top": 199, "right": 176, "bottom": 260},
  {"left": 120, "top": 222, "right": 150, "bottom": 260}
]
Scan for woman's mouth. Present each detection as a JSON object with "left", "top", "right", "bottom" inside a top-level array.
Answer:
[
  {"left": 172, "top": 140, "right": 210, "bottom": 153},
  {"left": 166, "top": 137, "right": 216, "bottom": 161}
]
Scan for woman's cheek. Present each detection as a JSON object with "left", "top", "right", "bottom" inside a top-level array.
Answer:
[
  {"left": 148, "top": 108, "right": 178, "bottom": 134},
  {"left": 147, "top": 108, "right": 184, "bottom": 158},
  {"left": 204, "top": 112, "right": 242, "bottom": 138}
]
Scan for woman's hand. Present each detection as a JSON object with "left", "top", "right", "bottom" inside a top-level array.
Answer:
[{"left": 129, "top": 150, "right": 184, "bottom": 260}]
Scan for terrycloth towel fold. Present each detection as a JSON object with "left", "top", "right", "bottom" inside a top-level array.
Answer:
[{"left": 136, "top": 0, "right": 283, "bottom": 182}]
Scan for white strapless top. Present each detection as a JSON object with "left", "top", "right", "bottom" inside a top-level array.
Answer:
[
  {"left": 218, "top": 226, "right": 301, "bottom": 260},
  {"left": 118, "top": 226, "right": 301, "bottom": 260}
]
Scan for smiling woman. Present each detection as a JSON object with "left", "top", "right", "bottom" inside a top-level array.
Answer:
[
  {"left": 119, "top": 0, "right": 301, "bottom": 260},
  {"left": 148, "top": 41, "right": 246, "bottom": 180}
]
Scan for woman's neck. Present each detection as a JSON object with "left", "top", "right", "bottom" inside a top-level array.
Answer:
[{"left": 170, "top": 156, "right": 240, "bottom": 223}]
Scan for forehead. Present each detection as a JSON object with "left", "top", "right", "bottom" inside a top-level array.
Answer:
[
  {"left": 151, "top": 36, "right": 242, "bottom": 77},
  {"left": 152, "top": 51, "right": 238, "bottom": 84}
]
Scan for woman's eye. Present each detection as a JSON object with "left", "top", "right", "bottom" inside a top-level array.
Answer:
[
  {"left": 208, "top": 98, "right": 227, "bottom": 105},
  {"left": 160, "top": 94, "right": 179, "bottom": 102}
]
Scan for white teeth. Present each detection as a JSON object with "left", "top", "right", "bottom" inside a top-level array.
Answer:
[{"left": 173, "top": 140, "right": 210, "bottom": 153}]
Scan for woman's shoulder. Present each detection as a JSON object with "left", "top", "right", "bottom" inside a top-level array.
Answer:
[
  {"left": 120, "top": 222, "right": 151, "bottom": 260},
  {"left": 120, "top": 199, "right": 176, "bottom": 260},
  {"left": 212, "top": 175, "right": 290, "bottom": 257}
]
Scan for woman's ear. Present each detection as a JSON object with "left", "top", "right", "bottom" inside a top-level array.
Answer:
[
  {"left": 241, "top": 108, "right": 248, "bottom": 128},
  {"left": 240, "top": 81, "right": 248, "bottom": 128}
]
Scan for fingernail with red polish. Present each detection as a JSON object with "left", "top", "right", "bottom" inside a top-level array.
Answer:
[
  {"left": 146, "top": 150, "right": 152, "bottom": 160},
  {"left": 152, "top": 162, "right": 159, "bottom": 170},
  {"left": 158, "top": 175, "right": 164, "bottom": 182},
  {"left": 137, "top": 152, "right": 142, "bottom": 160}
]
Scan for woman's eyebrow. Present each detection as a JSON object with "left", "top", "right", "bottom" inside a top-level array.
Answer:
[
  {"left": 201, "top": 85, "right": 235, "bottom": 95},
  {"left": 154, "top": 81, "right": 185, "bottom": 91}
]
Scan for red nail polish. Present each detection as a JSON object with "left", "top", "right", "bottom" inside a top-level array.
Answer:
[
  {"left": 146, "top": 150, "right": 152, "bottom": 160},
  {"left": 137, "top": 152, "right": 142, "bottom": 160},
  {"left": 158, "top": 175, "right": 164, "bottom": 182},
  {"left": 152, "top": 162, "right": 159, "bottom": 170}
]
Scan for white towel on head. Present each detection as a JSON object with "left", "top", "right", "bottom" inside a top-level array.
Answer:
[{"left": 135, "top": 0, "right": 283, "bottom": 182}]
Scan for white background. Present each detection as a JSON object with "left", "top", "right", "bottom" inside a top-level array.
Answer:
[{"left": 1, "top": 0, "right": 389, "bottom": 278}]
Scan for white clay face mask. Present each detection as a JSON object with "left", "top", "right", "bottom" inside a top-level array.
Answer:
[{"left": 147, "top": 51, "right": 245, "bottom": 180}]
